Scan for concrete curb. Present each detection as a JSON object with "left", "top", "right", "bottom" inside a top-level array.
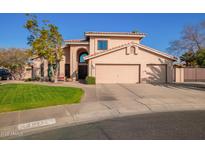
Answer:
[
  {"left": 173, "top": 83, "right": 205, "bottom": 89},
  {"left": 1, "top": 109, "right": 152, "bottom": 139},
  {"left": 1, "top": 105, "right": 201, "bottom": 139}
]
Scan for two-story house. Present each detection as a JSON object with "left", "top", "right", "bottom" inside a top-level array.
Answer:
[{"left": 32, "top": 31, "right": 177, "bottom": 83}]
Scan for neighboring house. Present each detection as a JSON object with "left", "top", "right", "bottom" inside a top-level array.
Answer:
[
  {"left": 30, "top": 56, "right": 48, "bottom": 80},
  {"left": 32, "top": 31, "right": 177, "bottom": 83},
  {"left": 22, "top": 65, "right": 32, "bottom": 79}
]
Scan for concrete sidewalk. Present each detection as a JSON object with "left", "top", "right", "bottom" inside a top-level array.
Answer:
[
  {"left": 1, "top": 82, "right": 205, "bottom": 139},
  {"left": 0, "top": 96, "right": 151, "bottom": 139}
]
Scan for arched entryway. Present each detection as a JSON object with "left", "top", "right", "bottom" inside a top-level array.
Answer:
[{"left": 77, "top": 49, "right": 88, "bottom": 79}]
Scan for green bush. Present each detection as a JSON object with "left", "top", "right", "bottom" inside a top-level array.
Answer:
[
  {"left": 85, "top": 76, "right": 96, "bottom": 84},
  {"left": 24, "top": 78, "right": 32, "bottom": 82},
  {"left": 24, "top": 76, "right": 40, "bottom": 82},
  {"left": 35, "top": 76, "right": 40, "bottom": 81}
]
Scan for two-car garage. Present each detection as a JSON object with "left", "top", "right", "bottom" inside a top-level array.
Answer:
[
  {"left": 86, "top": 43, "right": 175, "bottom": 84},
  {"left": 95, "top": 64, "right": 167, "bottom": 84}
]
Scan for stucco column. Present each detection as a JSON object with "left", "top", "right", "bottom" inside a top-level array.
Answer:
[
  {"left": 140, "top": 64, "right": 147, "bottom": 83},
  {"left": 73, "top": 50, "right": 78, "bottom": 80},
  {"left": 88, "top": 60, "right": 94, "bottom": 77},
  {"left": 70, "top": 47, "right": 73, "bottom": 79},
  {"left": 44, "top": 60, "right": 48, "bottom": 79},
  {"left": 59, "top": 55, "right": 65, "bottom": 78},
  {"left": 175, "top": 67, "right": 184, "bottom": 83},
  {"left": 69, "top": 46, "right": 77, "bottom": 81}
]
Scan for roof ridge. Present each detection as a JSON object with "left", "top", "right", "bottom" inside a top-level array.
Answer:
[{"left": 85, "top": 31, "right": 146, "bottom": 35}]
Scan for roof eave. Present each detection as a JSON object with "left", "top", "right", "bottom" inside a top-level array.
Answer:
[
  {"left": 85, "top": 33, "right": 146, "bottom": 38},
  {"left": 64, "top": 42, "right": 89, "bottom": 45}
]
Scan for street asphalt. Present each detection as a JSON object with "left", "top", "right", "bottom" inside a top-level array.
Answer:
[{"left": 13, "top": 110, "right": 205, "bottom": 140}]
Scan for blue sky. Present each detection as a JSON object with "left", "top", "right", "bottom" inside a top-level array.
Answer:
[{"left": 0, "top": 13, "right": 205, "bottom": 56}]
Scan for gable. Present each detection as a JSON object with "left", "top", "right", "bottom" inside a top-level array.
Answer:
[
  {"left": 91, "top": 45, "right": 173, "bottom": 64},
  {"left": 85, "top": 43, "right": 176, "bottom": 61}
]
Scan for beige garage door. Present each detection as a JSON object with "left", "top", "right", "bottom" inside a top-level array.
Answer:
[
  {"left": 96, "top": 64, "right": 140, "bottom": 84},
  {"left": 146, "top": 64, "right": 167, "bottom": 83}
]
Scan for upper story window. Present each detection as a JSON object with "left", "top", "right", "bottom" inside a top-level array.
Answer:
[{"left": 98, "top": 40, "right": 108, "bottom": 50}]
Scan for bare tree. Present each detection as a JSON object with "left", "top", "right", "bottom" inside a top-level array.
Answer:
[
  {"left": 168, "top": 21, "right": 205, "bottom": 56},
  {"left": 0, "top": 48, "right": 29, "bottom": 79}
]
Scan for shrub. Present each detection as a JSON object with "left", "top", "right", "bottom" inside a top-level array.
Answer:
[
  {"left": 85, "top": 76, "right": 96, "bottom": 84},
  {"left": 34, "top": 76, "right": 40, "bottom": 81},
  {"left": 24, "top": 78, "right": 32, "bottom": 82},
  {"left": 24, "top": 76, "right": 41, "bottom": 82}
]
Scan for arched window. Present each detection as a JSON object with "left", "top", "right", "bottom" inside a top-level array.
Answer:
[{"left": 79, "top": 52, "right": 88, "bottom": 63}]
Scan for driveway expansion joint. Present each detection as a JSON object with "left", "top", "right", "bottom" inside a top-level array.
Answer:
[
  {"left": 99, "top": 101, "right": 121, "bottom": 116},
  {"left": 118, "top": 84, "right": 144, "bottom": 99},
  {"left": 135, "top": 99, "right": 153, "bottom": 112}
]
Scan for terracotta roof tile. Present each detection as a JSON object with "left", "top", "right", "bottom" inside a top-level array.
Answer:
[
  {"left": 64, "top": 39, "right": 86, "bottom": 42},
  {"left": 85, "top": 31, "right": 146, "bottom": 36}
]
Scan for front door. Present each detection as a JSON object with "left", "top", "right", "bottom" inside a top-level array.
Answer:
[
  {"left": 78, "top": 64, "right": 88, "bottom": 79},
  {"left": 65, "top": 64, "right": 70, "bottom": 78}
]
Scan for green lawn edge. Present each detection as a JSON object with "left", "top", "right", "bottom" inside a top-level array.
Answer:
[{"left": 0, "top": 83, "right": 84, "bottom": 113}]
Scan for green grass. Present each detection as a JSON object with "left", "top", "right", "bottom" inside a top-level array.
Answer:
[{"left": 0, "top": 84, "right": 84, "bottom": 113}]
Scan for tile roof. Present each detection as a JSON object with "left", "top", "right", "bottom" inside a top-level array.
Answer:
[
  {"left": 85, "top": 31, "right": 146, "bottom": 36},
  {"left": 64, "top": 39, "right": 87, "bottom": 42},
  {"left": 64, "top": 39, "right": 89, "bottom": 45},
  {"left": 64, "top": 31, "right": 146, "bottom": 44}
]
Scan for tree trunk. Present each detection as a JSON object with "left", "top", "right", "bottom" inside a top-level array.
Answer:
[
  {"left": 50, "top": 65, "right": 54, "bottom": 82},
  {"left": 54, "top": 62, "right": 59, "bottom": 83},
  {"left": 40, "top": 57, "right": 44, "bottom": 81}
]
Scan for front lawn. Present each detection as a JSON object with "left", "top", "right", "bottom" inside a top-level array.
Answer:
[{"left": 0, "top": 84, "right": 84, "bottom": 113}]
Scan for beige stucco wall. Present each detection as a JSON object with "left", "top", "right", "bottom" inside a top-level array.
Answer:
[
  {"left": 59, "top": 54, "right": 65, "bottom": 77},
  {"left": 22, "top": 66, "right": 32, "bottom": 79},
  {"left": 64, "top": 47, "right": 70, "bottom": 64},
  {"left": 32, "top": 58, "right": 49, "bottom": 79},
  {"left": 32, "top": 58, "right": 41, "bottom": 78},
  {"left": 174, "top": 67, "right": 184, "bottom": 83},
  {"left": 88, "top": 45, "right": 174, "bottom": 83},
  {"left": 89, "top": 36, "right": 140, "bottom": 54}
]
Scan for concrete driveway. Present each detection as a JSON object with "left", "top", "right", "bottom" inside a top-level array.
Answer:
[
  {"left": 82, "top": 83, "right": 205, "bottom": 114},
  {"left": 1, "top": 81, "right": 205, "bottom": 139}
]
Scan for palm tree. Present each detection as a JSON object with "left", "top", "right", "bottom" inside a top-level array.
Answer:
[{"left": 180, "top": 51, "right": 196, "bottom": 66}]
